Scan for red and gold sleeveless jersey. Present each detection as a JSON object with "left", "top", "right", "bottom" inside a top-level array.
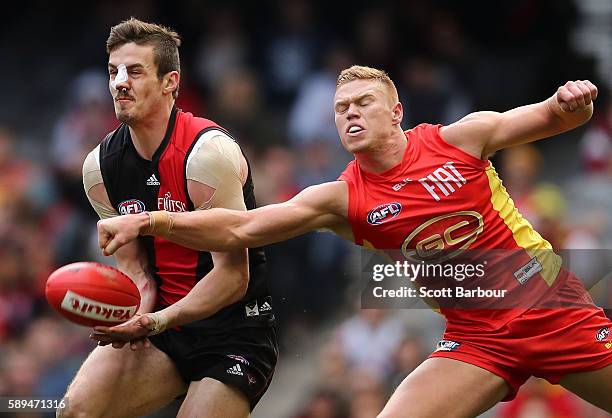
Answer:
[{"left": 339, "top": 123, "right": 568, "bottom": 330}]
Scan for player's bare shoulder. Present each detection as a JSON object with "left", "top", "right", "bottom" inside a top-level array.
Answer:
[{"left": 295, "top": 181, "right": 348, "bottom": 218}]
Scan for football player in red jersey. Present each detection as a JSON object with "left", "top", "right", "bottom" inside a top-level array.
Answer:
[{"left": 95, "top": 66, "right": 612, "bottom": 417}]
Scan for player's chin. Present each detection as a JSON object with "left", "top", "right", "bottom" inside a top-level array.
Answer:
[
  {"left": 116, "top": 110, "right": 136, "bottom": 124},
  {"left": 342, "top": 136, "right": 370, "bottom": 154}
]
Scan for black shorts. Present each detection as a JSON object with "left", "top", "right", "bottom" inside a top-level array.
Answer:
[{"left": 149, "top": 325, "right": 278, "bottom": 410}]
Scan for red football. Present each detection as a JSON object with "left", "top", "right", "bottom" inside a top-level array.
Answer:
[{"left": 45, "top": 262, "right": 141, "bottom": 327}]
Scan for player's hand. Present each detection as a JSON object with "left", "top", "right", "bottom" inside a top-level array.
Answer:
[
  {"left": 98, "top": 213, "right": 147, "bottom": 256},
  {"left": 555, "top": 80, "right": 598, "bottom": 112},
  {"left": 90, "top": 313, "right": 155, "bottom": 350}
]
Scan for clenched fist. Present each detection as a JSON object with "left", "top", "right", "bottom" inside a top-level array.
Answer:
[
  {"left": 555, "top": 80, "right": 598, "bottom": 113},
  {"left": 98, "top": 213, "right": 150, "bottom": 255}
]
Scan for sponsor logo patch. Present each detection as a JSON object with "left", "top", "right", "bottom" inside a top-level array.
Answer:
[
  {"left": 367, "top": 202, "right": 402, "bottom": 225},
  {"left": 596, "top": 326, "right": 610, "bottom": 342},
  {"left": 118, "top": 199, "right": 146, "bottom": 215},
  {"left": 513, "top": 257, "right": 543, "bottom": 285},
  {"left": 244, "top": 297, "right": 273, "bottom": 318},
  {"left": 245, "top": 301, "right": 259, "bottom": 317},
  {"left": 392, "top": 178, "right": 412, "bottom": 191},
  {"left": 158, "top": 192, "right": 187, "bottom": 212},
  {"left": 60, "top": 290, "right": 137, "bottom": 322},
  {"left": 227, "top": 364, "right": 244, "bottom": 376},
  {"left": 146, "top": 174, "right": 160, "bottom": 186},
  {"left": 435, "top": 340, "right": 461, "bottom": 352},
  {"left": 401, "top": 211, "right": 484, "bottom": 261}
]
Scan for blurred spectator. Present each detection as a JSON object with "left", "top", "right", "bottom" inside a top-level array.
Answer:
[
  {"left": 347, "top": 369, "right": 386, "bottom": 418},
  {"left": 287, "top": 44, "right": 353, "bottom": 150},
  {"left": 496, "top": 378, "right": 582, "bottom": 418},
  {"left": 209, "top": 69, "right": 283, "bottom": 152},
  {"left": 354, "top": 7, "right": 394, "bottom": 71},
  {"left": 581, "top": 97, "right": 612, "bottom": 173},
  {"left": 252, "top": 146, "right": 299, "bottom": 205},
  {"left": 388, "top": 335, "right": 427, "bottom": 390},
  {"left": 397, "top": 55, "right": 471, "bottom": 127},
  {"left": 499, "top": 144, "right": 568, "bottom": 248},
  {"left": 51, "top": 70, "right": 116, "bottom": 178},
  {"left": 262, "top": 0, "right": 321, "bottom": 105},
  {"left": 194, "top": 5, "right": 249, "bottom": 92},
  {"left": 334, "top": 308, "right": 406, "bottom": 381},
  {"left": 293, "top": 389, "right": 347, "bottom": 418}
]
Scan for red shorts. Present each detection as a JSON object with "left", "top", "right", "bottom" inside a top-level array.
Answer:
[{"left": 430, "top": 306, "right": 612, "bottom": 401}]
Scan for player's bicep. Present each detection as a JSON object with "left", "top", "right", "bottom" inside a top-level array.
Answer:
[
  {"left": 83, "top": 147, "right": 118, "bottom": 219},
  {"left": 442, "top": 103, "right": 565, "bottom": 158}
]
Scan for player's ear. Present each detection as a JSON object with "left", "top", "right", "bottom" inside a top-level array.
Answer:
[
  {"left": 164, "top": 71, "right": 180, "bottom": 96},
  {"left": 392, "top": 102, "right": 403, "bottom": 126}
]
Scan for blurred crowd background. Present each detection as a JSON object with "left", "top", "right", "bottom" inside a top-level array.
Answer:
[{"left": 0, "top": 0, "right": 611, "bottom": 417}]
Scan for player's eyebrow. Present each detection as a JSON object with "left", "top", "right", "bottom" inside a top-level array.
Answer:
[
  {"left": 335, "top": 91, "right": 377, "bottom": 106},
  {"left": 108, "top": 63, "right": 146, "bottom": 70}
]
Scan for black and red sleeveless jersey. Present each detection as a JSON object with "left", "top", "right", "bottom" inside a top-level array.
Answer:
[{"left": 98, "top": 106, "right": 274, "bottom": 330}]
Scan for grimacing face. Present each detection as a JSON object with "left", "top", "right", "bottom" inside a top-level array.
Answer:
[
  {"left": 334, "top": 79, "right": 401, "bottom": 154},
  {"left": 108, "top": 43, "right": 174, "bottom": 125}
]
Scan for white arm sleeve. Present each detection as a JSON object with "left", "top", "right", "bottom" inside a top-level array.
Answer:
[
  {"left": 82, "top": 146, "right": 119, "bottom": 219},
  {"left": 186, "top": 131, "right": 247, "bottom": 212}
]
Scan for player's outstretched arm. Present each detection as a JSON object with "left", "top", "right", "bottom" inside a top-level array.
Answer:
[
  {"left": 98, "top": 181, "right": 350, "bottom": 255},
  {"left": 440, "top": 80, "right": 598, "bottom": 158}
]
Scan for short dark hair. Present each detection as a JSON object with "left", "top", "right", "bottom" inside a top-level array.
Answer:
[{"left": 106, "top": 17, "right": 181, "bottom": 98}]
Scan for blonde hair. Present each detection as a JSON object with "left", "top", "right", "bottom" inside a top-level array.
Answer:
[{"left": 336, "top": 65, "right": 398, "bottom": 101}]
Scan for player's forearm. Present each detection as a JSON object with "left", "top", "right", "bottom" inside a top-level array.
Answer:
[
  {"left": 131, "top": 272, "right": 157, "bottom": 313},
  {"left": 115, "top": 262, "right": 157, "bottom": 313},
  {"left": 155, "top": 265, "right": 248, "bottom": 328},
  {"left": 113, "top": 244, "right": 157, "bottom": 313},
  {"left": 140, "top": 209, "right": 247, "bottom": 251}
]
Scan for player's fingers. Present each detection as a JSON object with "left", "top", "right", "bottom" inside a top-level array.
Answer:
[
  {"left": 144, "top": 338, "right": 151, "bottom": 348},
  {"left": 97, "top": 221, "right": 111, "bottom": 249},
  {"left": 566, "top": 82, "right": 585, "bottom": 108},
  {"left": 103, "top": 236, "right": 122, "bottom": 256},
  {"left": 584, "top": 80, "right": 598, "bottom": 100},
  {"left": 557, "top": 87, "right": 575, "bottom": 112},
  {"left": 93, "top": 326, "right": 111, "bottom": 333},
  {"left": 573, "top": 81, "right": 591, "bottom": 106}
]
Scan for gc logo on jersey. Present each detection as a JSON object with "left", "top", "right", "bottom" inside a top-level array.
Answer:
[
  {"left": 367, "top": 202, "right": 402, "bottom": 225},
  {"left": 118, "top": 199, "right": 146, "bottom": 215},
  {"left": 401, "top": 211, "right": 483, "bottom": 261}
]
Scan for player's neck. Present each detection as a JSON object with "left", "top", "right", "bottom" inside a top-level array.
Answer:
[
  {"left": 356, "top": 130, "right": 407, "bottom": 174},
  {"left": 128, "top": 101, "right": 174, "bottom": 161}
]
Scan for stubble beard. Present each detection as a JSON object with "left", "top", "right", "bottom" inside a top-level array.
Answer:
[{"left": 116, "top": 109, "right": 137, "bottom": 125}]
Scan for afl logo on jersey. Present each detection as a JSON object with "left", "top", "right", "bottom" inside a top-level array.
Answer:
[
  {"left": 401, "top": 211, "right": 483, "bottom": 261},
  {"left": 118, "top": 199, "right": 146, "bottom": 215},
  {"left": 367, "top": 203, "right": 402, "bottom": 225}
]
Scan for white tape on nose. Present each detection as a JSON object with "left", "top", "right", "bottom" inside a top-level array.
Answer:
[{"left": 111, "top": 64, "right": 128, "bottom": 90}]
